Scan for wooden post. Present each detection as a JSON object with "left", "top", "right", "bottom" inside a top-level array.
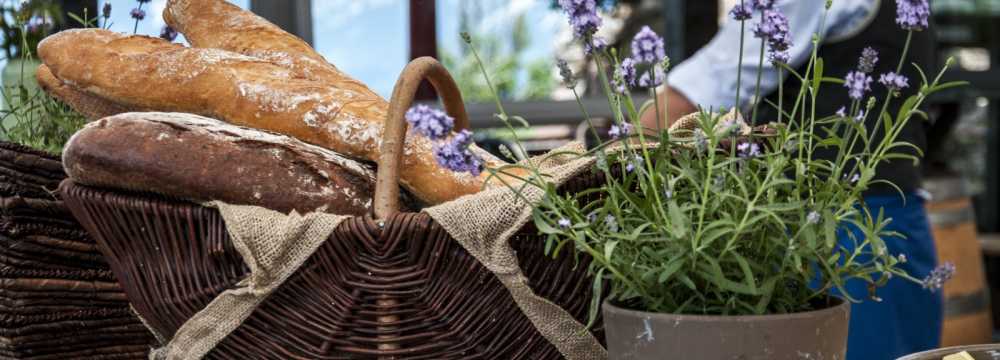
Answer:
[{"left": 409, "top": 0, "right": 438, "bottom": 101}]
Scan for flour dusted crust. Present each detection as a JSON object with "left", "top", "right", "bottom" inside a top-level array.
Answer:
[
  {"left": 63, "top": 112, "right": 396, "bottom": 215},
  {"left": 36, "top": 64, "right": 133, "bottom": 120},
  {"left": 38, "top": 29, "right": 504, "bottom": 204},
  {"left": 163, "top": 0, "right": 372, "bottom": 94}
]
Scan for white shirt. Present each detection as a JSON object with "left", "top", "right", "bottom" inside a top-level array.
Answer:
[{"left": 667, "top": 0, "right": 881, "bottom": 111}]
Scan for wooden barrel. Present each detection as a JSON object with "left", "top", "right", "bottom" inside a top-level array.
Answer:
[
  {"left": 897, "top": 343, "right": 1000, "bottom": 360},
  {"left": 924, "top": 176, "right": 993, "bottom": 346}
]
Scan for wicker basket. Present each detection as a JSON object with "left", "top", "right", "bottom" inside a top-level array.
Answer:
[
  {"left": 61, "top": 58, "right": 608, "bottom": 359},
  {"left": 0, "top": 141, "right": 155, "bottom": 360}
]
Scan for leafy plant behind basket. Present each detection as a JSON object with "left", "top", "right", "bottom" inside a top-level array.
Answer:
[
  {"left": 0, "top": 0, "right": 168, "bottom": 153},
  {"left": 1, "top": 82, "right": 86, "bottom": 153},
  {"left": 404, "top": 0, "right": 961, "bottom": 318}
]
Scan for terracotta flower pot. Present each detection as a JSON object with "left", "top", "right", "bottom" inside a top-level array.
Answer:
[{"left": 603, "top": 298, "right": 850, "bottom": 359}]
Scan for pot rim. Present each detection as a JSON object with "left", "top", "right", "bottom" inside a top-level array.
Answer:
[{"left": 602, "top": 296, "right": 849, "bottom": 322}]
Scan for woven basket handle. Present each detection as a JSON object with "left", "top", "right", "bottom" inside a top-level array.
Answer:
[{"left": 374, "top": 57, "right": 470, "bottom": 219}]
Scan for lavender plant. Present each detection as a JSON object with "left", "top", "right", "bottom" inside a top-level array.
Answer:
[{"left": 409, "top": 0, "right": 960, "bottom": 316}]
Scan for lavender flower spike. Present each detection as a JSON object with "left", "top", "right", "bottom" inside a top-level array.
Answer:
[
  {"left": 879, "top": 72, "right": 909, "bottom": 91},
  {"left": 858, "top": 47, "right": 879, "bottom": 73},
  {"left": 102, "top": 2, "right": 112, "bottom": 19},
  {"left": 638, "top": 66, "right": 665, "bottom": 88},
  {"left": 557, "top": 218, "right": 572, "bottom": 229},
  {"left": 612, "top": 58, "right": 637, "bottom": 94},
  {"left": 434, "top": 130, "right": 484, "bottom": 176},
  {"left": 631, "top": 26, "right": 666, "bottom": 64},
  {"left": 896, "top": 0, "right": 930, "bottom": 31},
  {"left": 557, "top": 59, "right": 577, "bottom": 89},
  {"left": 768, "top": 49, "right": 790, "bottom": 65},
  {"left": 406, "top": 104, "right": 455, "bottom": 140},
  {"left": 844, "top": 71, "right": 873, "bottom": 100},
  {"left": 921, "top": 262, "right": 956, "bottom": 291},
  {"left": 754, "top": 9, "right": 792, "bottom": 53},
  {"left": 130, "top": 8, "right": 145, "bottom": 20},
  {"left": 730, "top": 2, "right": 752, "bottom": 21},
  {"left": 608, "top": 122, "right": 634, "bottom": 139},
  {"left": 752, "top": 0, "right": 775, "bottom": 10},
  {"left": 558, "top": 0, "right": 602, "bottom": 38},
  {"left": 160, "top": 26, "right": 178, "bottom": 42}
]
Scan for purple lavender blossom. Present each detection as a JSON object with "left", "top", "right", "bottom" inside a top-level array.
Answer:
[
  {"left": 737, "top": 142, "right": 761, "bottom": 158},
  {"left": 858, "top": 47, "right": 879, "bottom": 73},
  {"left": 637, "top": 67, "right": 665, "bottom": 87},
  {"left": 752, "top": 0, "right": 775, "bottom": 10},
  {"left": 557, "top": 218, "right": 572, "bottom": 229},
  {"left": 754, "top": 9, "right": 792, "bottom": 53},
  {"left": 613, "top": 58, "right": 637, "bottom": 93},
  {"left": 844, "top": 71, "right": 873, "bottom": 100},
  {"left": 807, "top": 211, "right": 821, "bottom": 224},
  {"left": 631, "top": 26, "right": 666, "bottom": 64},
  {"left": 558, "top": 0, "right": 602, "bottom": 38},
  {"left": 586, "top": 36, "right": 608, "bottom": 54},
  {"left": 768, "top": 49, "right": 790, "bottom": 65},
  {"left": 921, "top": 262, "right": 956, "bottom": 291},
  {"left": 406, "top": 105, "right": 455, "bottom": 140},
  {"left": 130, "top": 8, "right": 145, "bottom": 20},
  {"left": 836, "top": 106, "right": 847, "bottom": 118},
  {"left": 433, "top": 130, "right": 484, "bottom": 176},
  {"left": 160, "top": 26, "right": 178, "bottom": 42},
  {"left": 625, "top": 154, "right": 643, "bottom": 173},
  {"left": 605, "top": 214, "right": 619, "bottom": 232},
  {"left": 557, "top": 59, "right": 576, "bottom": 89},
  {"left": 102, "top": 2, "right": 112, "bottom": 19},
  {"left": 25, "top": 16, "right": 47, "bottom": 33},
  {"left": 854, "top": 110, "right": 866, "bottom": 123},
  {"left": 895, "top": 0, "right": 930, "bottom": 31},
  {"left": 608, "top": 122, "right": 633, "bottom": 139},
  {"left": 879, "top": 72, "right": 909, "bottom": 91},
  {"left": 730, "top": 2, "right": 753, "bottom": 21}
]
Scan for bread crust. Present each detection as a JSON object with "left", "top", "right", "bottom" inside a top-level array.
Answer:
[
  {"left": 35, "top": 64, "right": 133, "bottom": 120},
  {"left": 63, "top": 112, "right": 382, "bottom": 215},
  {"left": 38, "top": 29, "right": 500, "bottom": 204}
]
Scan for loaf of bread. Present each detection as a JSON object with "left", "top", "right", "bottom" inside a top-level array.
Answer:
[
  {"left": 163, "top": 0, "right": 355, "bottom": 86},
  {"left": 38, "top": 29, "right": 508, "bottom": 205},
  {"left": 36, "top": 65, "right": 133, "bottom": 120},
  {"left": 63, "top": 112, "right": 397, "bottom": 215}
]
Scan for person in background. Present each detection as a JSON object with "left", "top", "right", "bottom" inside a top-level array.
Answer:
[{"left": 640, "top": 0, "right": 939, "bottom": 359}]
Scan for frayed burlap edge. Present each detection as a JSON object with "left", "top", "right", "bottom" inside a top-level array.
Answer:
[
  {"left": 425, "top": 142, "right": 607, "bottom": 360},
  {"left": 147, "top": 202, "right": 346, "bottom": 360}
]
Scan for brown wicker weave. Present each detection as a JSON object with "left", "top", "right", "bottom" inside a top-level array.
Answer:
[
  {"left": 61, "top": 58, "right": 609, "bottom": 359},
  {"left": 0, "top": 141, "right": 155, "bottom": 360}
]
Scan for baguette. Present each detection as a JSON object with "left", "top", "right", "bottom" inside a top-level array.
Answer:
[
  {"left": 163, "top": 0, "right": 382, "bottom": 98},
  {"left": 63, "top": 112, "right": 397, "bottom": 215},
  {"left": 36, "top": 65, "right": 134, "bottom": 120},
  {"left": 38, "top": 29, "right": 505, "bottom": 205}
]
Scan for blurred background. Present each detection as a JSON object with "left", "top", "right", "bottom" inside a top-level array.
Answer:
[{"left": 2, "top": 0, "right": 1000, "bottom": 340}]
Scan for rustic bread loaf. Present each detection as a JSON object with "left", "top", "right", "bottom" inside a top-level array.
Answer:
[
  {"left": 35, "top": 65, "right": 133, "bottom": 120},
  {"left": 163, "top": 0, "right": 359, "bottom": 87},
  {"left": 38, "top": 29, "right": 507, "bottom": 205},
  {"left": 63, "top": 112, "right": 390, "bottom": 215}
]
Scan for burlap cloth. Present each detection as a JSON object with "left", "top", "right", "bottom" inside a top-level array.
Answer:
[{"left": 142, "top": 142, "right": 606, "bottom": 360}]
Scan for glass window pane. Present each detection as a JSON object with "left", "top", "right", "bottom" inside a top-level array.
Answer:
[
  {"left": 311, "top": 0, "right": 409, "bottom": 98},
  {"left": 436, "top": 0, "right": 568, "bottom": 102}
]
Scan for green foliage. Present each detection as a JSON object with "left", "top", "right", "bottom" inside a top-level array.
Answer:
[
  {"left": 461, "top": 13, "right": 960, "bottom": 316},
  {"left": 1, "top": 82, "right": 86, "bottom": 154},
  {"left": 441, "top": 11, "right": 554, "bottom": 102},
  {"left": 0, "top": 0, "right": 63, "bottom": 60}
]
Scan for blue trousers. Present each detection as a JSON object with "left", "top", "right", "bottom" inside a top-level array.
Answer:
[{"left": 840, "top": 193, "right": 943, "bottom": 360}]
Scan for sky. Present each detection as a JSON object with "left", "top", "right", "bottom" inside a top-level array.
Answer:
[{"left": 3, "top": 0, "right": 569, "bottom": 98}]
